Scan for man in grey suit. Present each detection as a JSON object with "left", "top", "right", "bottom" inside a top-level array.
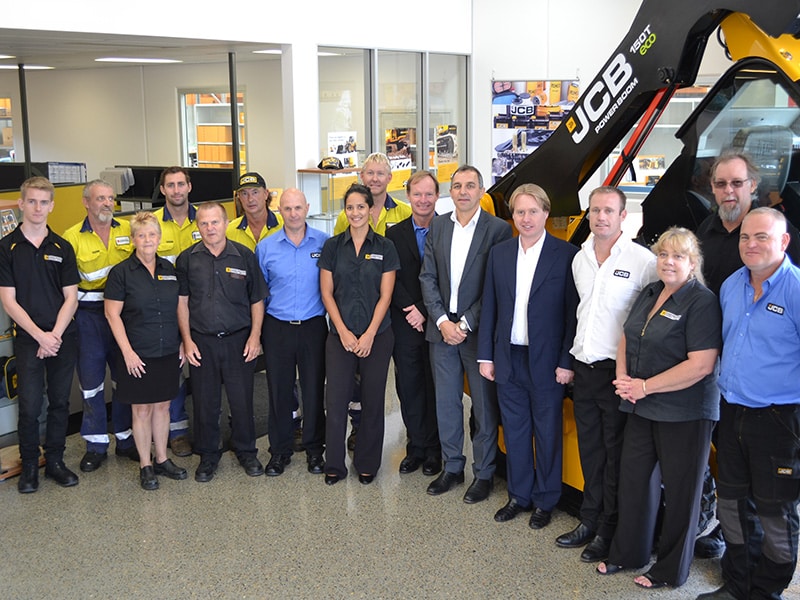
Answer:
[{"left": 420, "top": 165, "right": 513, "bottom": 503}]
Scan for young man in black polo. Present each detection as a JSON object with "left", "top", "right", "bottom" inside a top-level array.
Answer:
[{"left": 0, "top": 176, "right": 81, "bottom": 493}]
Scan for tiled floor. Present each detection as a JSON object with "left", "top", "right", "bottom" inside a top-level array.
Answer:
[{"left": 1, "top": 372, "right": 798, "bottom": 599}]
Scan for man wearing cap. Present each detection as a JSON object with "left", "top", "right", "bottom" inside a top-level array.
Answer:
[
  {"left": 227, "top": 172, "right": 284, "bottom": 250},
  {"left": 153, "top": 166, "right": 201, "bottom": 458}
]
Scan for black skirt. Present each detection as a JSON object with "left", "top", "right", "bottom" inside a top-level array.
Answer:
[{"left": 115, "top": 352, "right": 181, "bottom": 404}]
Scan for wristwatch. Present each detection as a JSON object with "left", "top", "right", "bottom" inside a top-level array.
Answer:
[{"left": 458, "top": 317, "right": 469, "bottom": 333}]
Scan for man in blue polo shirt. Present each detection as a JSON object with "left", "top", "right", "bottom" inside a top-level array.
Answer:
[
  {"left": 697, "top": 207, "right": 800, "bottom": 600},
  {"left": 256, "top": 188, "right": 329, "bottom": 476}
]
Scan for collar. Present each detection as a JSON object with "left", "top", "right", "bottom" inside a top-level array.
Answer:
[
  {"left": 383, "top": 194, "right": 398, "bottom": 209},
  {"left": 450, "top": 207, "right": 482, "bottom": 227},
  {"left": 127, "top": 252, "right": 168, "bottom": 271},
  {"left": 162, "top": 203, "right": 197, "bottom": 223},
  {"left": 237, "top": 211, "right": 279, "bottom": 231},
  {"left": 79, "top": 217, "right": 122, "bottom": 234},
  {"left": 191, "top": 238, "right": 241, "bottom": 258},
  {"left": 648, "top": 277, "right": 700, "bottom": 304},
  {"left": 342, "top": 227, "right": 376, "bottom": 245}
]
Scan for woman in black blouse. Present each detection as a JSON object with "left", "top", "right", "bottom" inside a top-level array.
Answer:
[
  {"left": 105, "top": 212, "right": 186, "bottom": 490},
  {"left": 597, "top": 227, "right": 721, "bottom": 589},
  {"left": 319, "top": 184, "right": 399, "bottom": 485}
]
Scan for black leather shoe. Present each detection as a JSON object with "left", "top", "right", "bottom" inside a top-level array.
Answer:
[
  {"left": 581, "top": 535, "right": 611, "bottom": 562},
  {"left": 556, "top": 522, "right": 596, "bottom": 548},
  {"left": 695, "top": 523, "right": 725, "bottom": 559},
  {"left": 241, "top": 456, "right": 265, "bottom": 477},
  {"left": 399, "top": 456, "right": 423, "bottom": 474},
  {"left": 307, "top": 454, "right": 325, "bottom": 474},
  {"left": 463, "top": 477, "right": 493, "bottom": 504},
  {"left": 195, "top": 460, "right": 217, "bottom": 483},
  {"left": 80, "top": 451, "right": 108, "bottom": 472},
  {"left": 45, "top": 461, "right": 79, "bottom": 488},
  {"left": 494, "top": 498, "right": 532, "bottom": 522},
  {"left": 359, "top": 473, "right": 375, "bottom": 485},
  {"left": 154, "top": 458, "right": 187, "bottom": 480},
  {"left": 324, "top": 473, "right": 341, "bottom": 485},
  {"left": 18, "top": 463, "right": 39, "bottom": 493},
  {"left": 422, "top": 456, "right": 442, "bottom": 476},
  {"left": 264, "top": 454, "right": 289, "bottom": 476},
  {"left": 115, "top": 445, "right": 140, "bottom": 462},
  {"left": 140, "top": 465, "right": 159, "bottom": 490},
  {"left": 696, "top": 586, "right": 738, "bottom": 599},
  {"left": 426, "top": 470, "right": 465, "bottom": 496},
  {"left": 529, "top": 507, "right": 552, "bottom": 529}
]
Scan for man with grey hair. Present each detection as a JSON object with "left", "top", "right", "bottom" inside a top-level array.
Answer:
[{"left": 63, "top": 180, "right": 138, "bottom": 473}]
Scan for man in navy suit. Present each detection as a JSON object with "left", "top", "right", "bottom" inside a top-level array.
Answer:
[
  {"left": 420, "top": 165, "right": 512, "bottom": 503},
  {"left": 478, "top": 183, "right": 578, "bottom": 528},
  {"left": 386, "top": 171, "right": 441, "bottom": 476}
]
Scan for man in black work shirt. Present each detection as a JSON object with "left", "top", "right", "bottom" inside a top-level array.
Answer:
[
  {"left": 176, "top": 202, "right": 268, "bottom": 482},
  {"left": 0, "top": 177, "right": 80, "bottom": 493}
]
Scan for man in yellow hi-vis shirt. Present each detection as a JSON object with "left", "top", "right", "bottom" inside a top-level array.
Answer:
[
  {"left": 226, "top": 172, "right": 284, "bottom": 250},
  {"left": 63, "top": 179, "right": 136, "bottom": 473}
]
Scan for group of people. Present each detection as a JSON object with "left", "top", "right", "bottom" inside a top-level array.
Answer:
[{"left": 2, "top": 150, "right": 799, "bottom": 600}]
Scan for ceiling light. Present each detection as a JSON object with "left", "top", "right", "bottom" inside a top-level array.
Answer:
[
  {"left": 253, "top": 49, "right": 282, "bottom": 55},
  {"left": 318, "top": 51, "right": 341, "bottom": 57},
  {"left": 0, "top": 55, "right": 16, "bottom": 60},
  {"left": 95, "top": 57, "right": 182, "bottom": 64},
  {"left": 0, "top": 64, "right": 53, "bottom": 70}
]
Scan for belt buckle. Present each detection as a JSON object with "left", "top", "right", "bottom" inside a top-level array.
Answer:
[{"left": 289, "top": 320, "right": 302, "bottom": 325}]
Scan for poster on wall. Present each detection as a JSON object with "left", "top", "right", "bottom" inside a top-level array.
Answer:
[
  {"left": 327, "top": 131, "right": 358, "bottom": 168},
  {"left": 491, "top": 80, "right": 579, "bottom": 184}
]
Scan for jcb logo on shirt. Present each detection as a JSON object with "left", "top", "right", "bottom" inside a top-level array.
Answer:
[
  {"left": 613, "top": 269, "right": 631, "bottom": 278},
  {"left": 365, "top": 254, "right": 383, "bottom": 261},
  {"left": 43, "top": 254, "right": 63, "bottom": 263},
  {"left": 157, "top": 275, "right": 177, "bottom": 281},
  {"left": 226, "top": 267, "right": 247, "bottom": 280},
  {"left": 766, "top": 303, "right": 785, "bottom": 315},
  {"left": 192, "top": 231, "right": 202, "bottom": 241},
  {"left": 310, "top": 252, "right": 321, "bottom": 259},
  {"left": 115, "top": 236, "right": 131, "bottom": 246}
]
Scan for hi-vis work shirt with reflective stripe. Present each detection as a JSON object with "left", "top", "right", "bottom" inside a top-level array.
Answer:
[
  {"left": 154, "top": 204, "right": 201, "bottom": 264},
  {"left": 226, "top": 211, "right": 284, "bottom": 251},
  {"left": 62, "top": 217, "right": 133, "bottom": 302}
]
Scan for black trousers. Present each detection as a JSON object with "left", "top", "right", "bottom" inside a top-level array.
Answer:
[
  {"left": 392, "top": 327, "right": 439, "bottom": 459},
  {"left": 15, "top": 332, "right": 78, "bottom": 464},
  {"left": 608, "top": 413, "right": 713, "bottom": 587},
  {"left": 324, "top": 328, "right": 394, "bottom": 478},
  {"left": 190, "top": 329, "right": 257, "bottom": 464},
  {"left": 572, "top": 360, "right": 627, "bottom": 538},
  {"left": 263, "top": 314, "right": 327, "bottom": 457},
  {"left": 717, "top": 399, "right": 800, "bottom": 600}
]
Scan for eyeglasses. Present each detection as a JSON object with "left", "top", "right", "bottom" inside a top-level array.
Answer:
[{"left": 712, "top": 178, "right": 750, "bottom": 190}]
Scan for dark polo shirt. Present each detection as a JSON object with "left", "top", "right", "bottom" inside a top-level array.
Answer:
[
  {"left": 175, "top": 239, "right": 267, "bottom": 336},
  {"left": 105, "top": 254, "right": 180, "bottom": 357},
  {"left": 0, "top": 225, "right": 79, "bottom": 341},
  {"left": 318, "top": 227, "right": 399, "bottom": 336}
]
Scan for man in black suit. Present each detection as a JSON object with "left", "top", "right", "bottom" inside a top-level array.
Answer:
[
  {"left": 386, "top": 171, "right": 441, "bottom": 476},
  {"left": 419, "top": 165, "right": 513, "bottom": 503}
]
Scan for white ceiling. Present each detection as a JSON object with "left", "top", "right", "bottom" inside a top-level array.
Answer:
[{"left": 0, "top": 29, "right": 281, "bottom": 70}]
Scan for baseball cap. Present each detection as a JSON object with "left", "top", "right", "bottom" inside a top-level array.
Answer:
[{"left": 237, "top": 172, "right": 267, "bottom": 190}]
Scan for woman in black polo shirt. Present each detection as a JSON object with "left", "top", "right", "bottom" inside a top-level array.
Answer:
[
  {"left": 319, "top": 184, "right": 399, "bottom": 485},
  {"left": 105, "top": 212, "right": 187, "bottom": 490},
  {"left": 596, "top": 227, "right": 721, "bottom": 589}
]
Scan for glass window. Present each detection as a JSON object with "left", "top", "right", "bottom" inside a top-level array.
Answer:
[
  {"left": 0, "top": 97, "right": 13, "bottom": 162},
  {"left": 378, "top": 50, "right": 419, "bottom": 193},
  {"left": 180, "top": 91, "right": 246, "bottom": 171},
  {"left": 318, "top": 48, "right": 367, "bottom": 169},
  {"left": 428, "top": 54, "right": 467, "bottom": 196}
]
